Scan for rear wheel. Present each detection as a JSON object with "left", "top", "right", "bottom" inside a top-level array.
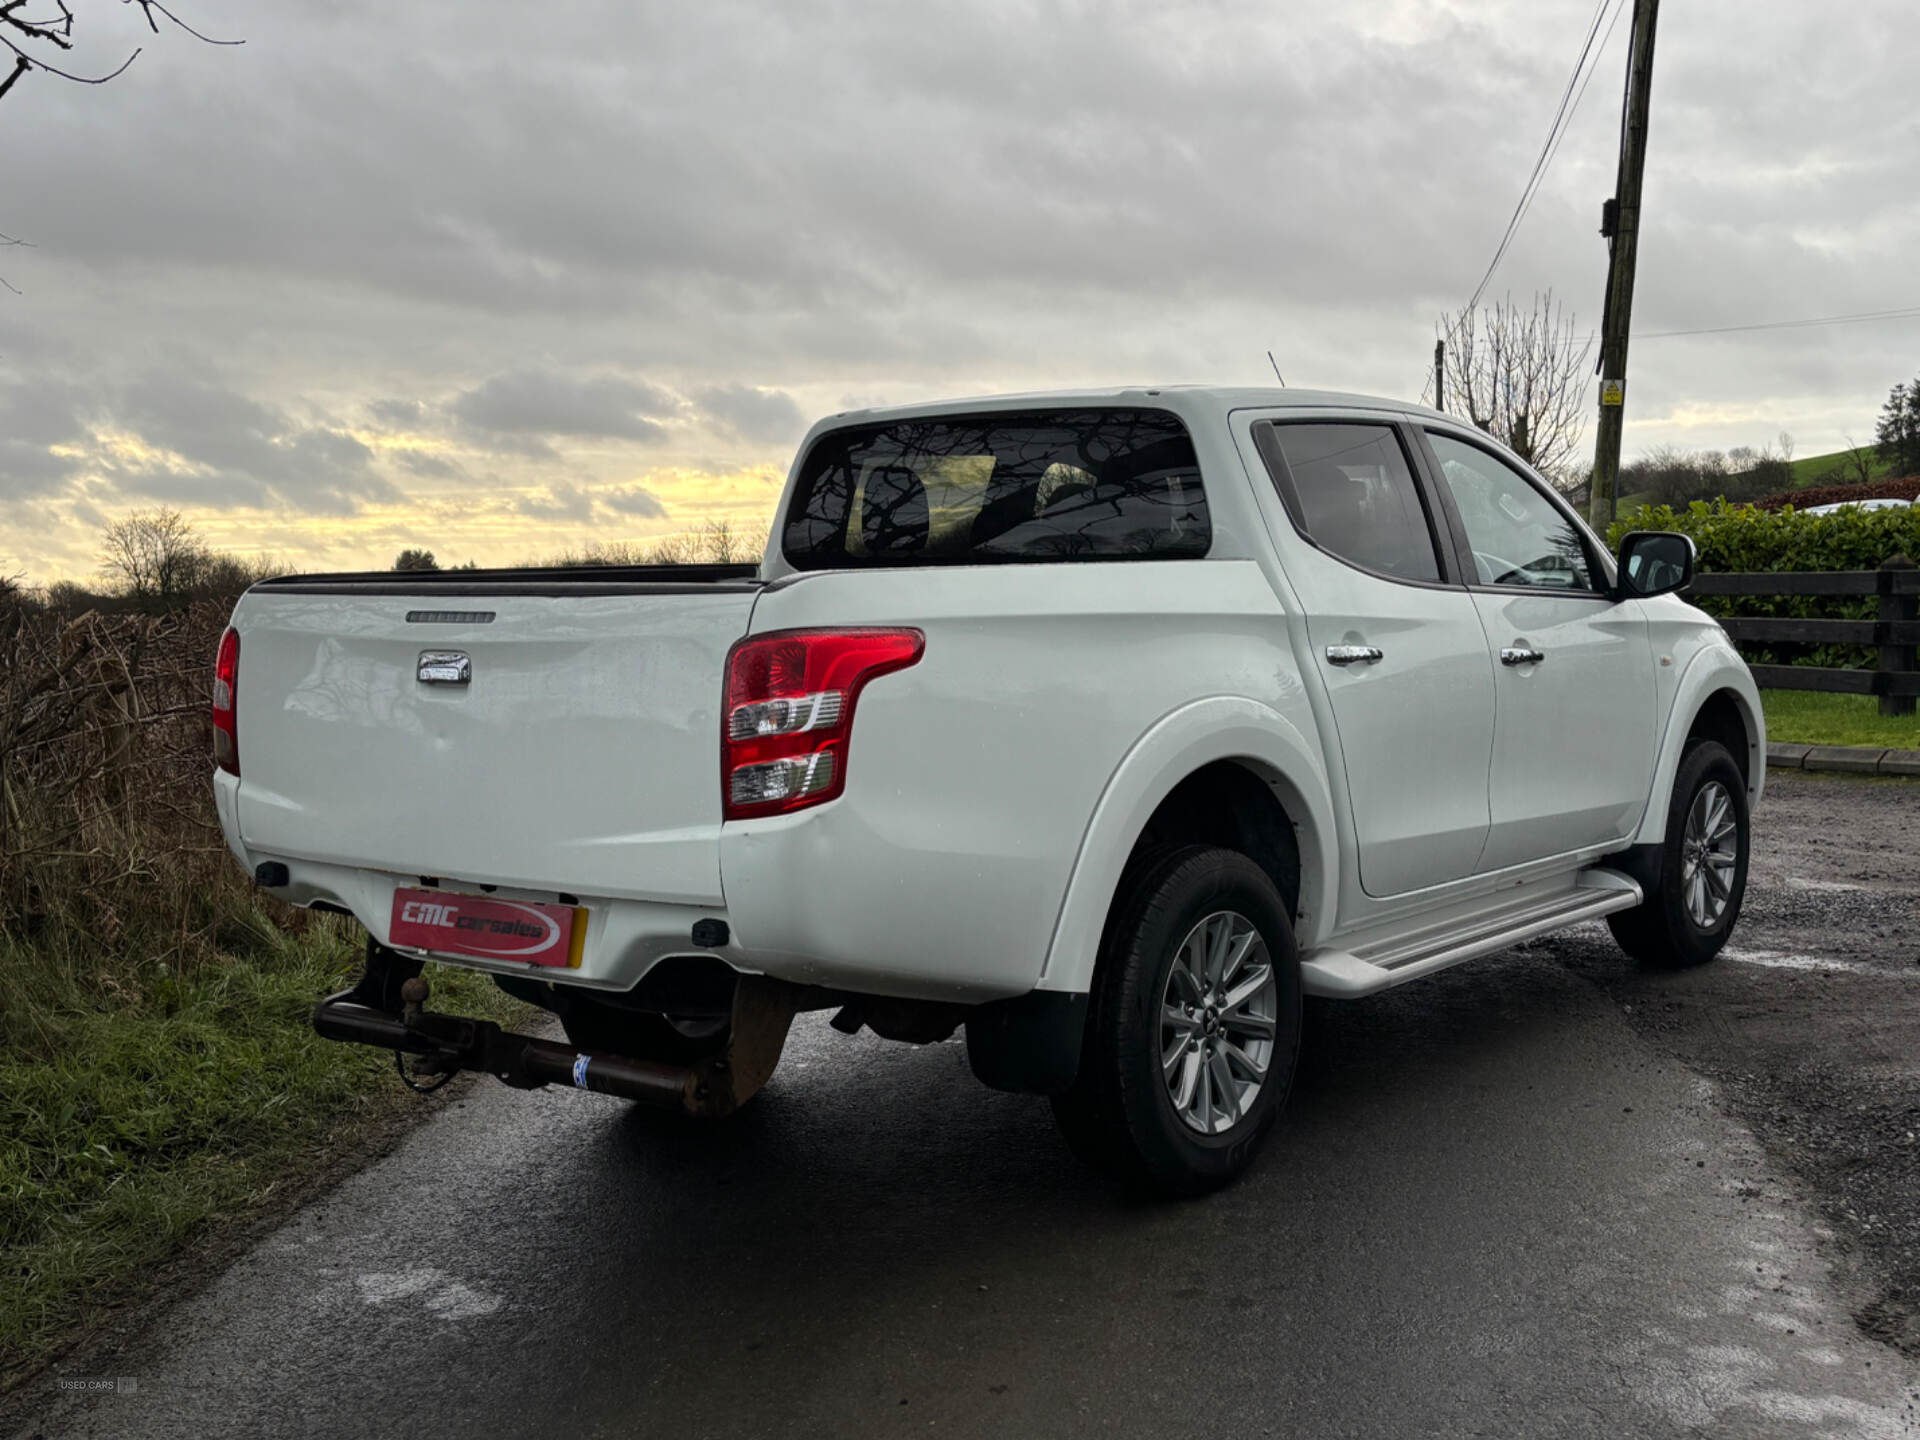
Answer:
[
  {"left": 1052, "top": 845, "right": 1302, "bottom": 1197},
  {"left": 1608, "top": 739, "right": 1749, "bottom": 969}
]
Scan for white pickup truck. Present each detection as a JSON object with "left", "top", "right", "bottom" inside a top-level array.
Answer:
[{"left": 213, "top": 386, "right": 1761, "bottom": 1194}]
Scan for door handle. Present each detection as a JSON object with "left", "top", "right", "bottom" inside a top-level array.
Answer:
[
  {"left": 1500, "top": 647, "right": 1546, "bottom": 667},
  {"left": 1326, "top": 645, "right": 1384, "bottom": 667}
]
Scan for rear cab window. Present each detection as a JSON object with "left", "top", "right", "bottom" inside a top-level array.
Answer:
[
  {"left": 781, "top": 408, "right": 1210, "bottom": 569},
  {"left": 1253, "top": 421, "right": 1446, "bottom": 584}
]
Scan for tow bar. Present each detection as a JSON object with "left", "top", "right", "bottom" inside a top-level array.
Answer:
[{"left": 313, "top": 954, "right": 803, "bottom": 1119}]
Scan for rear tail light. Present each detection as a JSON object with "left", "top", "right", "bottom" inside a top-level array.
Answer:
[
  {"left": 722, "top": 628, "right": 923, "bottom": 819},
  {"left": 212, "top": 625, "right": 240, "bottom": 776}
]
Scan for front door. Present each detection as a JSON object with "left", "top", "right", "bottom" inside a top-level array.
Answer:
[
  {"left": 1253, "top": 419, "right": 1495, "bottom": 896},
  {"left": 1418, "top": 429, "right": 1655, "bottom": 872}
]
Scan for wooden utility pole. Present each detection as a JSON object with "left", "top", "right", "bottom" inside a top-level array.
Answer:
[
  {"left": 1433, "top": 338, "right": 1446, "bottom": 413},
  {"left": 1588, "top": 0, "right": 1662, "bottom": 530}
]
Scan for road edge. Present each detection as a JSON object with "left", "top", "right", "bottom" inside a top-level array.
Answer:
[{"left": 1767, "top": 741, "right": 1920, "bottom": 777}]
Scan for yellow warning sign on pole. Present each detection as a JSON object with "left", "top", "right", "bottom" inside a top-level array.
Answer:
[{"left": 1601, "top": 379, "right": 1626, "bottom": 407}]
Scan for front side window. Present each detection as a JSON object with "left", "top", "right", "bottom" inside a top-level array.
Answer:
[
  {"left": 1259, "top": 422, "right": 1442, "bottom": 583},
  {"left": 781, "top": 409, "right": 1209, "bottom": 569},
  {"left": 1426, "top": 433, "right": 1597, "bottom": 593}
]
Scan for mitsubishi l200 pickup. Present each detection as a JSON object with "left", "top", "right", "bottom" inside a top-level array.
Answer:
[{"left": 212, "top": 388, "right": 1760, "bottom": 1194}]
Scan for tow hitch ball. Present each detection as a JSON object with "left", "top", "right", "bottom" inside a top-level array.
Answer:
[{"left": 313, "top": 955, "right": 800, "bottom": 1119}]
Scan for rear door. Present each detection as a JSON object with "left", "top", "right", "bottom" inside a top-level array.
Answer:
[
  {"left": 1252, "top": 418, "right": 1495, "bottom": 896},
  {"left": 1415, "top": 428, "right": 1655, "bottom": 870}
]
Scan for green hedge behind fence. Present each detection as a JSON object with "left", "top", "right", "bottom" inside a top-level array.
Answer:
[{"left": 1606, "top": 500, "right": 1920, "bottom": 670}]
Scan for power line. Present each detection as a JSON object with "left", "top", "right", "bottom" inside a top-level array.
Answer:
[
  {"left": 1461, "top": 0, "right": 1625, "bottom": 318},
  {"left": 1636, "top": 305, "right": 1920, "bottom": 340}
]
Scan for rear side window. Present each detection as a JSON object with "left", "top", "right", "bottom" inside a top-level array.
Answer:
[
  {"left": 1256, "top": 422, "right": 1442, "bottom": 584},
  {"left": 781, "top": 408, "right": 1209, "bottom": 569}
]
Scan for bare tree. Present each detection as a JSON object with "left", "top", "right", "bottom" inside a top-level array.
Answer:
[
  {"left": 697, "top": 518, "right": 748, "bottom": 564},
  {"left": 99, "top": 506, "right": 209, "bottom": 606},
  {"left": 1438, "top": 291, "right": 1594, "bottom": 476},
  {"left": 3, "top": 3, "right": 241, "bottom": 291},
  {"left": 643, "top": 532, "right": 695, "bottom": 566},
  {"left": 0, "top": 1, "right": 241, "bottom": 107},
  {"left": 1839, "top": 434, "right": 1878, "bottom": 488}
]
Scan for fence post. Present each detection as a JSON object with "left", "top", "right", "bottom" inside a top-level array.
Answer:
[{"left": 1879, "top": 554, "right": 1915, "bottom": 718}]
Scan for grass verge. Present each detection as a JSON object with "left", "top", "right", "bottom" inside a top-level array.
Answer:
[
  {"left": 1760, "top": 688, "right": 1920, "bottom": 750},
  {"left": 0, "top": 906, "right": 530, "bottom": 1391}
]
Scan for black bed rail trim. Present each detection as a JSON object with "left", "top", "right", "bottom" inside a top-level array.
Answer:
[{"left": 252, "top": 562, "right": 762, "bottom": 598}]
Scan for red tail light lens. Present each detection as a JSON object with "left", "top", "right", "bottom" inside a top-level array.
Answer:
[
  {"left": 212, "top": 625, "right": 240, "bottom": 776},
  {"left": 722, "top": 628, "right": 923, "bottom": 820}
]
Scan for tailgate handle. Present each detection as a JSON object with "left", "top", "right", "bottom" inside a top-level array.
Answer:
[{"left": 417, "top": 650, "right": 472, "bottom": 685}]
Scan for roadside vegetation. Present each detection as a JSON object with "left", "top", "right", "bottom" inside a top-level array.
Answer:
[
  {"left": 1603, "top": 497, "right": 1918, "bottom": 752},
  {"left": 1760, "top": 691, "right": 1920, "bottom": 750},
  {"left": 0, "top": 515, "right": 531, "bottom": 1389}
]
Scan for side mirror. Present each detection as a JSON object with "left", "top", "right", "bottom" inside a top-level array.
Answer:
[{"left": 1616, "top": 530, "right": 1694, "bottom": 600}]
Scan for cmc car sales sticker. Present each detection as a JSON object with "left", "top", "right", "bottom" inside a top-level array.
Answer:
[{"left": 388, "top": 889, "right": 584, "bottom": 967}]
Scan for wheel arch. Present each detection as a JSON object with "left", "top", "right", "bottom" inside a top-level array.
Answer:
[
  {"left": 1035, "top": 696, "right": 1338, "bottom": 997},
  {"left": 1631, "top": 649, "right": 1765, "bottom": 848}
]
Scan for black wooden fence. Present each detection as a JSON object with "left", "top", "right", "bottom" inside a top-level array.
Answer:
[{"left": 1690, "top": 554, "right": 1918, "bottom": 716}]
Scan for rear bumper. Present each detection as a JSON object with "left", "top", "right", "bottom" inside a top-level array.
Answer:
[
  {"left": 216, "top": 777, "right": 1049, "bottom": 1006},
  {"left": 225, "top": 840, "right": 1030, "bottom": 1005},
  {"left": 244, "top": 848, "right": 743, "bottom": 994}
]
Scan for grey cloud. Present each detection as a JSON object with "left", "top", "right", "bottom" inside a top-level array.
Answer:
[
  {"left": 0, "top": 373, "right": 90, "bottom": 499},
  {"left": 514, "top": 481, "right": 595, "bottom": 522},
  {"left": 692, "top": 384, "right": 806, "bottom": 444},
  {"left": 368, "top": 398, "right": 430, "bottom": 429},
  {"left": 390, "top": 447, "right": 465, "bottom": 480},
  {"left": 3, "top": 0, "right": 1917, "bottom": 582},
  {"left": 599, "top": 484, "right": 668, "bottom": 519},
  {"left": 451, "top": 370, "right": 677, "bottom": 444},
  {"left": 109, "top": 372, "right": 399, "bottom": 515}
]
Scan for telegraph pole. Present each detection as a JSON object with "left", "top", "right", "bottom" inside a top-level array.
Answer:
[
  {"left": 1588, "top": 0, "right": 1662, "bottom": 530},
  {"left": 1433, "top": 338, "right": 1446, "bottom": 413}
]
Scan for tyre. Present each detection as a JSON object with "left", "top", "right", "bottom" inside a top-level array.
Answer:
[
  {"left": 1607, "top": 739, "right": 1750, "bottom": 969},
  {"left": 1052, "top": 845, "right": 1303, "bottom": 1198}
]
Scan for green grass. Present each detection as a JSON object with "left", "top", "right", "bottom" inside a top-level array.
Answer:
[
  {"left": 1786, "top": 445, "right": 1894, "bottom": 488},
  {"left": 1760, "top": 688, "right": 1920, "bottom": 750},
  {"left": 0, "top": 908, "right": 531, "bottom": 1387}
]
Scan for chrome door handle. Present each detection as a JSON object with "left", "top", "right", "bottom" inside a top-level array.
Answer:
[
  {"left": 1500, "top": 647, "right": 1546, "bottom": 667},
  {"left": 1325, "top": 645, "right": 1384, "bottom": 667}
]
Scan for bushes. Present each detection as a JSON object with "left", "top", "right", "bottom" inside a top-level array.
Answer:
[
  {"left": 0, "top": 595, "right": 533, "bottom": 1382},
  {"left": 1754, "top": 476, "right": 1920, "bottom": 512},
  {"left": 1606, "top": 500, "right": 1920, "bottom": 670}
]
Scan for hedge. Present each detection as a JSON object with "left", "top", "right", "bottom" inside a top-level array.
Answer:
[
  {"left": 1606, "top": 500, "right": 1920, "bottom": 670},
  {"left": 1754, "top": 476, "right": 1920, "bottom": 512}
]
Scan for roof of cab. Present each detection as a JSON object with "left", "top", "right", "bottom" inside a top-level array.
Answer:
[{"left": 809, "top": 384, "right": 1451, "bottom": 431}]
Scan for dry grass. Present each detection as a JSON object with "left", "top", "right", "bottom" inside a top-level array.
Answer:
[{"left": 0, "top": 595, "right": 526, "bottom": 1386}]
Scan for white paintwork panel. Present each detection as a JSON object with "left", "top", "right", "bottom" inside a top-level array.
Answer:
[
  {"left": 230, "top": 588, "right": 758, "bottom": 905},
  {"left": 721, "top": 561, "right": 1318, "bottom": 998},
  {"left": 1471, "top": 592, "right": 1654, "bottom": 871},
  {"left": 1284, "top": 546, "right": 1495, "bottom": 896}
]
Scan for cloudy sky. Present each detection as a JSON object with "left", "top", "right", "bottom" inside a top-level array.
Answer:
[{"left": 3, "top": 0, "right": 1916, "bottom": 584}]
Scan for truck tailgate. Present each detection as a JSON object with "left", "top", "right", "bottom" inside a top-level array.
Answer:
[{"left": 229, "top": 571, "right": 760, "bottom": 905}]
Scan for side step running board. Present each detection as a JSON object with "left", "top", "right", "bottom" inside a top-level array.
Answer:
[{"left": 1298, "top": 869, "right": 1642, "bottom": 999}]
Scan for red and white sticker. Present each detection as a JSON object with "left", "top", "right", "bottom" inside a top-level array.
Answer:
[{"left": 388, "top": 889, "right": 583, "bottom": 968}]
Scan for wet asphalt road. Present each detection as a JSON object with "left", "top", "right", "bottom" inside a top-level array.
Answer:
[{"left": 20, "top": 782, "right": 1920, "bottom": 1439}]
